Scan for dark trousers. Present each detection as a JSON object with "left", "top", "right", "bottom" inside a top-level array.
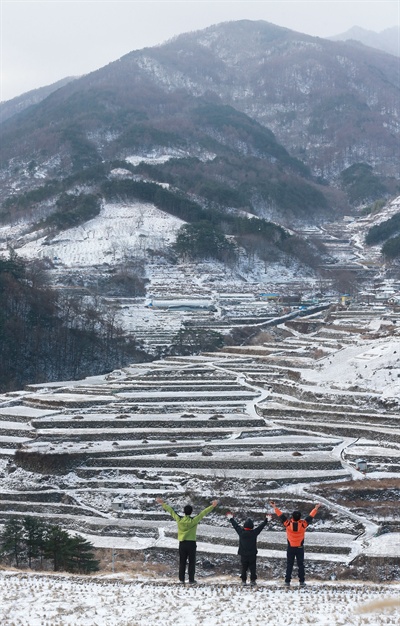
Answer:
[
  {"left": 179, "top": 540, "right": 196, "bottom": 582},
  {"left": 240, "top": 554, "right": 257, "bottom": 583},
  {"left": 285, "top": 546, "right": 305, "bottom": 583}
]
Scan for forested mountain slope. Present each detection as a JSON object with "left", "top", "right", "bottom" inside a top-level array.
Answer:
[{"left": 1, "top": 20, "right": 398, "bottom": 222}]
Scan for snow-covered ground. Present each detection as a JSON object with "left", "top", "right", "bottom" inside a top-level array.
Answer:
[
  {"left": 0, "top": 572, "right": 399, "bottom": 626},
  {"left": 13, "top": 201, "right": 184, "bottom": 268},
  {"left": 302, "top": 336, "right": 400, "bottom": 402}
]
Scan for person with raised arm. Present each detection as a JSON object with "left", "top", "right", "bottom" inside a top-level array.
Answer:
[
  {"left": 270, "top": 500, "right": 321, "bottom": 587},
  {"left": 226, "top": 510, "right": 270, "bottom": 586},
  {"left": 156, "top": 497, "right": 218, "bottom": 584}
]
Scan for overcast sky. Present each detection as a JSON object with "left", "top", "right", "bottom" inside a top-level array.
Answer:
[{"left": 1, "top": 0, "right": 399, "bottom": 101}]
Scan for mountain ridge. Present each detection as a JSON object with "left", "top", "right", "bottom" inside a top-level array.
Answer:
[
  {"left": 329, "top": 25, "right": 400, "bottom": 57},
  {"left": 0, "top": 76, "right": 78, "bottom": 122},
  {"left": 0, "top": 20, "right": 398, "bottom": 282},
  {"left": 1, "top": 20, "right": 398, "bottom": 184}
]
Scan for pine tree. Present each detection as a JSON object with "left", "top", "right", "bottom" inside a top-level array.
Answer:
[
  {"left": 23, "top": 516, "right": 48, "bottom": 568},
  {"left": 0, "top": 517, "right": 100, "bottom": 575},
  {"left": 0, "top": 517, "right": 26, "bottom": 567},
  {"left": 66, "top": 535, "right": 100, "bottom": 574},
  {"left": 43, "top": 525, "right": 72, "bottom": 572}
]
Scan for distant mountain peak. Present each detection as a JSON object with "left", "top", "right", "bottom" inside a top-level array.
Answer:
[
  {"left": 330, "top": 24, "right": 400, "bottom": 56},
  {"left": 0, "top": 76, "right": 78, "bottom": 120}
]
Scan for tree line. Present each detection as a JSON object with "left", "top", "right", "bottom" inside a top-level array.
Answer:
[
  {"left": 0, "top": 516, "right": 99, "bottom": 574},
  {"left": 0, "top": 250, "right": 149, "bottom": 392},
  {"left": 365, "top": 211, "right": 400, "bottom": 259}
]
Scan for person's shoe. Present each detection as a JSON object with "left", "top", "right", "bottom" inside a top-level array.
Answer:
[
  {"left": 299, "top": 582, "right": 306, "bottom": 587},
  {"left": 241, "top": 581, "right": 247, "bottom": 586},
  {"left": 250, "top": 581, "right": 257, "bottom": 586},
  {"left": 188, "top": 580, "right": 197, "bottom": 584},
  {"left": 284, "top": 582, "right": 290, "bottom": 587},
  {"left": 179, "top": 580, "right": 185, "bottom": 584}
]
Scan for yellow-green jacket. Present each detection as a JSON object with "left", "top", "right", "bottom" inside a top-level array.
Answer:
[{"left": 162, "top": 503, "right": 215, "bottom": 541}]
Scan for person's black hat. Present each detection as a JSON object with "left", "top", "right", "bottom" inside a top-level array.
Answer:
[
  {"left": 292, "top": 511, "right": 301, "bottom": 521},
  {"left": 244, "top": 518, "right": 254, "bottom": 529},
  {"left": 184, "top": 504, "right": 193, "bottom": 516}
]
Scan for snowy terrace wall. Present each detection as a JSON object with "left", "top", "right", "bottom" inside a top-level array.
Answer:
[{"left": 0, "top": 305, "right": 399, "bottom": 578}]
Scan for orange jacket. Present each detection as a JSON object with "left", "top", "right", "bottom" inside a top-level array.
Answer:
[{"left": 274, "top": 506, "right": 319, "bottom": 547}]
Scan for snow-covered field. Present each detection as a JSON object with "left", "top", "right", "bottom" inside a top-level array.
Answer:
[
  {"left": 13, "top": 201, "right": 184, "bottom": 268},
  {"left": 0, "top": 572, "right": 399, "bottom": 626}
]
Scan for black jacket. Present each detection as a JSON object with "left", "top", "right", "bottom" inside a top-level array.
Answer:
[{"left": 229, "top": 517, "right": 268, "bottom": 556}]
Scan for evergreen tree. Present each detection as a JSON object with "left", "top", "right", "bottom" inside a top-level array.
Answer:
[
  {"left": 43, "top": 525, "right": 72, "bottom": 572},
  {"left": 0, "top": 517, "right": 26, "bottom": 567},
  {"left": 23, "top": 517, "right": 48, "bottom": 568},
  {"left": 66, "top": 535, "right": 100, "bottom": 574},
  {"left": 0, "top": 516, "right": 99, "bottom": 574}
]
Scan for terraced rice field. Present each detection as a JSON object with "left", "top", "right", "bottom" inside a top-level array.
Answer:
[{"left": 0, "top": 306, "right": 399, "bottom": 581}]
